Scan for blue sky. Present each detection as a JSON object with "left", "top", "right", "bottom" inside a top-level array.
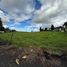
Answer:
[{"left": 0, "top": 0, "right": 67, "bottom": 32}]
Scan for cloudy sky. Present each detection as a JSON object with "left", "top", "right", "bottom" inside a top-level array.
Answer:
[{"left": 0, "top": 0, "right": 67, "bottom": 32}]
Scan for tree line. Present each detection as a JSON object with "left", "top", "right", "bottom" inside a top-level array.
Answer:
[{"left": 40, "top": 22, "right": 67, "bottom": 32}]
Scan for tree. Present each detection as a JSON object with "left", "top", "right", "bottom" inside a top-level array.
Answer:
[
  {"left": 11, "top": 29, "right": 16, "bottom": 32},
  {"left": 0, "top": 18, "right": 3, "bottom": 31},
  {"left": 0, "top": 18, "right": 5, "bottom": 31},
  {"left": 64, "top": 22, "right": 67, "bottom": 26},
  {"left": 51, "top": 25, "right": 54, "bottom": 31},
  {"left": 45, "top": 28, "right": 47, "bottom": 31},
  {"left": 63, "top": 22, "right": 67, "bottom": 32},
  {"left": 40, "top": 27, "right": 43, "bottom": 31}
]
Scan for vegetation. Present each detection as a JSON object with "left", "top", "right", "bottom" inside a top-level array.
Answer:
[
  {"left": 0, "top": 18, "right": 5, "bottom": 31},
  {"left": 63, "top": 22, "right": 67, "bottom": 32},
  {"left": 64, "top": 22, "right": 67, "bottom": 27},
  {"left": 39, "top": 22, "right": 67, "bottom": 32},
  {"left": 45, "top": 28, "right": 48, "bottom": 31},
  {"left": 39, "top": 27, "right": 43, "bottom": 31},
  {"left": 0, "top": 32, "right": 67, "bottom": 50},
  {"left": 51, "top": 25, "right": 54, "bottom": 31}
]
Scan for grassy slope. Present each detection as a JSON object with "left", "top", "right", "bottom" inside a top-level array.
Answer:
[{"left": 0, "top": 32, "right": 67, "bottom": 49}]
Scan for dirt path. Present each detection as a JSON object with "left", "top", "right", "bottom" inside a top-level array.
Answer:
[{"left": 0, "top": 45, "right": 67, "bottom": 67}]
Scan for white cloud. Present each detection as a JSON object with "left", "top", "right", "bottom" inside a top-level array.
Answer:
[
  {"left": 33, "top": 0, "right": 67, "bottom": 26},
  {"left": 0, "top": 0, "right": 34, "bottom": 14},
  {"left": 14, "top": 14, "right": 31, "bottom": 23},
  {"left": 3, "top": 24, "right": 8, "bottom": 28},
  {"left": 0, "top": 10, "right": 10, "bottom": 23},
  {"left": 0, "top": 0, "right": 34, "bottom": 23}
]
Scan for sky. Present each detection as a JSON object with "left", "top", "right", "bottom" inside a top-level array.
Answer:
[{"left": 0, "top": 0, "right": 67, "bottom": 32}]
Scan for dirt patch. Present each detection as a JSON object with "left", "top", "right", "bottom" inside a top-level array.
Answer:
[
  {"left": 0, "top": 45, "right": 67, "bottom": 67},
  {"left": 0, "top": 40, "right": 9, "bottom": 45}
]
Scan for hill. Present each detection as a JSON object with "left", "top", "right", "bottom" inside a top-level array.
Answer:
[{"left": 0, "top": 32, "right": 67, "bottom": 50}]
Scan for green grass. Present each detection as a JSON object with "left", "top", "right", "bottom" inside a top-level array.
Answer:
[{"left": 0, "top": 32, "right": 67, "bottom": 49}]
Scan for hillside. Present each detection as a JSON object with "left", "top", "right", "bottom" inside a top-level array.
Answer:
[{"left": 0, "top": 32, "right": 67, "bottom": 49}]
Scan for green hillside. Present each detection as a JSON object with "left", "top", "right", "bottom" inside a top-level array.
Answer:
[{"left": 0, "top": 32, "right": 67, "bottom": 49}]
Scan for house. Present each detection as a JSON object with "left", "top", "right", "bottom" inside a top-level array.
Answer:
[
  {"left": 0, "top": 31, "right": 4, "bottom": 33},
  {"left": 54, "top": 26, "right": 64, "bottom": 32}
]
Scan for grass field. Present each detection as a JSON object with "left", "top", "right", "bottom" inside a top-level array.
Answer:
[{"left": 0, "top": 31, "right": 67, "bottom": 49}]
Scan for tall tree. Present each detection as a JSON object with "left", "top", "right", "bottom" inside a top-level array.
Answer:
[
  {"left": 0, "top": 18, "right": 4, "bottom": 31},
  {"left": 64, "top": 22, "right": 67, "bottom": 27},
  {"left": 40, "top": 27, "right": 42, "bottom": 31},
  {"left": 63, "top": 22, "right": 67, "bottom": 32},
  {"left": 51, "top": 25, "right": 54, "bottom": 31}
]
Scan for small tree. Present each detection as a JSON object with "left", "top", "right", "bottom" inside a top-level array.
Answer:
[
  {"left": 11, "top": 29, "right": 16, "bottom": 32},
  {"left": 45, "top": 28, "right": 47, "bottom": 31},
  {"left": 51, "top": 25, "right": 54, "bottom": 31},
  {"left": 40, "top": 27, "right": 43, "bottom": 31}
]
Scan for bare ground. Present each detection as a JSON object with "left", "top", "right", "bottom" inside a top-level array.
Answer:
[
  {"left": 0, "top": 44, "right": 67, "bottom": 67},
  {"left": 0, "top": 40, "right": 67, "bottom": 67}
]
